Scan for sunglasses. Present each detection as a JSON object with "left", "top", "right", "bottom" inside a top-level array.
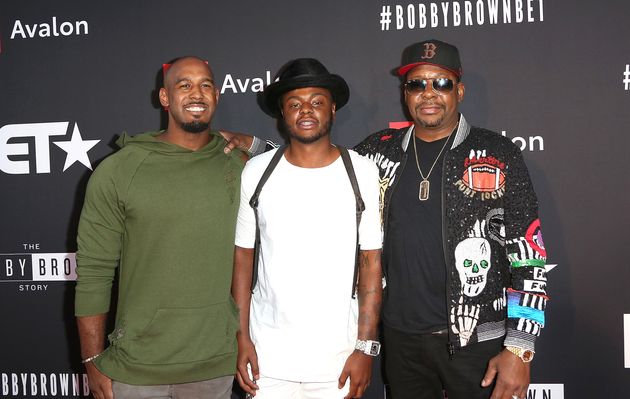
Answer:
[{"left": 404, "top": 78, "right": 456, "bottom": 95}]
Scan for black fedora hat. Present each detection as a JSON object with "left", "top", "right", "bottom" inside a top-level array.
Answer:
[{"left": 260, "top": 58, "right": 349, "bottom": 118}]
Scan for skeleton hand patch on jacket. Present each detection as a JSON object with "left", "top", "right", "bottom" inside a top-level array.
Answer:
[{"left": 450, "top": 295, "right": 480, "bottom": 346}]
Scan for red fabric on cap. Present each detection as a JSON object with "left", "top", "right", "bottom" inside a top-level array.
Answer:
[{"left": 397, "top": 62, "right": 462, "bottom": 78}]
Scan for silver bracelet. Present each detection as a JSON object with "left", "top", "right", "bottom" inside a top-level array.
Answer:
[
  {"left": 247, "top": 136, "right": 264, "bottom": 156},
  {"left": 81, "top": 352, "right": 103, "bottom": 364}
]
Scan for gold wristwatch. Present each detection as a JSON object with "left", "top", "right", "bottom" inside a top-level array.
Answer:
[{"left": 505, "top": 346, "right": 535, "bottom": 363}]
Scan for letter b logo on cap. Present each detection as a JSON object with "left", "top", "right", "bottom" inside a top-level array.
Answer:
[{"left": 421, "top": 43, "right": 437, "bottom": 59}]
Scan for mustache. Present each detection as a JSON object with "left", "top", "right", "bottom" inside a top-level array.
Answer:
[{"left": 417, "top": 101, "right": 442, "bottom": 107}]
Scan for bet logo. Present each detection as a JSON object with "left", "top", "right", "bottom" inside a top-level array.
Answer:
[{"left": 0, "top": 122, "right": 99, "bottom": 174}]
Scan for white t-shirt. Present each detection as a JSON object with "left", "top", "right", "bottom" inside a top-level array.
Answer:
[{"left": 235, "top": 148, "right": 382, "bottom": 382}]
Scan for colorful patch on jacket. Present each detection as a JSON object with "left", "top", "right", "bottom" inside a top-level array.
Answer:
[
  {"left": 507, "top": 289, "right": 546, "bottom": 336},
  {"left": 450, "top": 295, "right": 480, "bottom": 347},
  {"left": 363, "top": 151, "right": 401, "bottom": 224},
  {"left": 525, "top": 219, "right": 546, "bottom": 258},
  {"left": 485, "top": 208, "right": 506, "bottom": 246},
  {"left": 507, "top": 224, "right": 546, "bottom": 271},
  {"left": 454, "top": 149, "right": 506, "bottom": 201},
  {"left": 454, "top": 219, "right": 492, "bottom": 297}
]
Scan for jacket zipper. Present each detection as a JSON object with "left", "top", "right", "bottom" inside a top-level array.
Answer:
[{"left": 442, "top": 150, "right": 456, "bottom": 358}]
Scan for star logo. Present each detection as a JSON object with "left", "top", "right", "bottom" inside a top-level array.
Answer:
[{"left": 53, "top": 123, "right": 100, "bottom": 171}]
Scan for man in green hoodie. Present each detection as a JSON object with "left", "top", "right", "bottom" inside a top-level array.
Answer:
[{"left": 75, "top": 56, "right": 245, "bottom": 399}]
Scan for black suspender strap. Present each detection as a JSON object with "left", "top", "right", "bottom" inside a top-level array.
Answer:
[
  {"left": 248, "top": 145, "right": 364, "bottom": 298},
  {"left": 338, "top": 146, "right": 365, "bottom": 298},
  {"left": 249, "top": 145, "right": 287, "bottom": 293}
]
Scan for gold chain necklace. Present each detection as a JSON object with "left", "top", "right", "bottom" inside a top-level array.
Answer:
[{"left": 412, "top": 123, "right": 457, "bottom": 201}]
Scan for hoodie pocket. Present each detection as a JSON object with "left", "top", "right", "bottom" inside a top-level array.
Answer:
[{"left": 128, "top": 300, "right": 239, "bottom": 365}]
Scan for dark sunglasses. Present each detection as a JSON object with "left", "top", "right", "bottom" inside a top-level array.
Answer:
[{"left": 404, "top": 78, "right": 455, "bottom": 95}]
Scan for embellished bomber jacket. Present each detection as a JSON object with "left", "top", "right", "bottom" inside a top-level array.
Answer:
[{"left": 354, "top": 115, "right": 549, "bottom": 352}]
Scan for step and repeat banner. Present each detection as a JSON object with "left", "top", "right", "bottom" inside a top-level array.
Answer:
[{"left": 1, "top": 1, "right": 629, "bottom": 398}]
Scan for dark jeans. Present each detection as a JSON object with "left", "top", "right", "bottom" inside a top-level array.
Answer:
[{"left": 383, "top": 325, "right": 503, "bottom": 399}]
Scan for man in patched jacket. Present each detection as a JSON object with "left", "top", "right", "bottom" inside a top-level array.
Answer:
[{"left": 354, "top": 39, "right": 550, "bottom": 399}]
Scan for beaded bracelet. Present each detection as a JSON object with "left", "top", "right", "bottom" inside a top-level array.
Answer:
[{"left": 81, "top": 352, "right": 102, "bottom": 364}]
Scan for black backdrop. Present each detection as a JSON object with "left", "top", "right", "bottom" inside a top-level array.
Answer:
[{"left": 1, "top": 1, "right": 629, "bottom": 398}]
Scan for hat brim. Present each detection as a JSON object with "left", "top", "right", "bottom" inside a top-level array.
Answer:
[
  {"left": 397, "top": 62, "right": 462, "bottom": 78},
  {"left": 260, "top": 74, "right": 349, "bottom": 118}
]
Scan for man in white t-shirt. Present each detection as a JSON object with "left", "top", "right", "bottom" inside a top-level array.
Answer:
[{"left": 232, "top": 58, "right": 383, "bottom": 399}]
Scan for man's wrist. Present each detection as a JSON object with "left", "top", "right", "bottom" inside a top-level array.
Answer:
[
  {"left": 81, "top": 352, "right": 103, "bottom": 364},
  {"left": 248, "top": 137, "right": 278, "bottom": 156},
  {"left": 247, "top": 136, "right": 265, "bottom": 156},
  {"left": 355, "top": 339, "right": 381, "bottom": 356},
  {"left": 236, "top": 330, "right": 253, "bottom": 343}
]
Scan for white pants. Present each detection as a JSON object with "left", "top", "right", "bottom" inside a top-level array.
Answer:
[{"left": 251, "top": 375, "right": 351, "bottom": 399}]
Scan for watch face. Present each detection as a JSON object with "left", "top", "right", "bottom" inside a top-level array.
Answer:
[
  {"left": 522, "top": 350, "right": 534, "bottom": 362},
  {"left": 368, "top": 342, "right": 381, "bottom": 356}
]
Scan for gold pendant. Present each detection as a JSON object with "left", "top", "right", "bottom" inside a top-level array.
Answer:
[{"left": 419, "top": 179, "right": 430, "bottom": 201}]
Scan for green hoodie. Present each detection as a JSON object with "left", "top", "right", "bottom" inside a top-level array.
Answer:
[{"left": 75, "top": 131, "right": 244, "bottom": 385}]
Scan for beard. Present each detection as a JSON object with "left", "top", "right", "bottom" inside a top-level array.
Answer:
[
  {"left": 415, "top": 115, "right": 444, "bottom": 128},
  {"left": 180, "top": 120, "right": 210, "bottom": 134},
  {"left": 282, "top": 118, "right": 333, "bottom": 144},
  {"left": 412, "top": 103, "right": 445, "bottom": 128}
]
